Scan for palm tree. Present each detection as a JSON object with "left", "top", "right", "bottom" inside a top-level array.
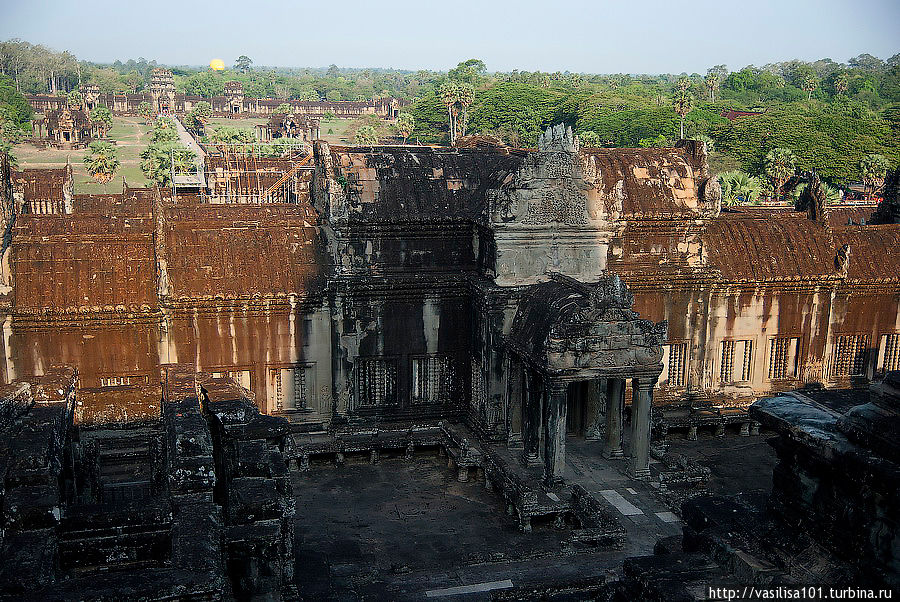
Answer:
[
  {"left": 66, "top": 89, "right": 83, "bottom": 109},
  {"left": 704, "top": 73, "right": 719, "bottom": 102},
  {"left": 834, "top": 72, "right": 849, "bottom": 95},
  {"left": 355, "top": 124, "right": 378, "bottom": 146},
  {"left": 456, "top": 84, "right": 475, "bottom": 139},
  {"left": 138, "top": 101, "right": 155, "bottom": 124},
  {"left": 790, "top": 181, "right": 843, "bottom": 205},
  {"left": 172, "top": 148, "right": 196, "bottom": 175},
  {"left": 802, "top": 74, "right": 818, "bottom": 101},
  {"left": 858, "top": 154, "right": 890, "bottom": 200},
  {"left": 719, "top": 170, "right": 762, "bottom": 206},
  {"left": 695, "top": 133, "right": 715, "bottom": 152},
  {"left": 395, "top": 113, "right": 415, "bottom": 144},
  {"left": 672, "top": 90, "right": 694, "bottom": 139},
  {"left": 83, "top": 141, "right": 119, "bottom": 184},
  {"left": 764, "top": 148, "right": 797, "bottom": 202},
  {"left": 90, "top": 106, "right": 113, "bottom": 137},
  {"left": 439, "top": 82, "right": 460, "bottom": 146}
]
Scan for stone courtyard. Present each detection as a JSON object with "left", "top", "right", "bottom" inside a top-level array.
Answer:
[{"left": 290, "top": 427, "right": 778, "bottom": 600}]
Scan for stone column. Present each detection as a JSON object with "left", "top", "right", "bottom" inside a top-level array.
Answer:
[
  {"left": 584, "top": 379, "right": 607, "bottom": 441},
  {"left": 522, "top": 370, "right": 542, "bottom": 466},
  {"left": 603, "top": 378, "right": 625, "bottom": 458},
  {"left": 628, "top": 377, "right": 656, "bottom": 480},
  {"left": 543, "top": 380, "right": 568, "bottom": 486}
]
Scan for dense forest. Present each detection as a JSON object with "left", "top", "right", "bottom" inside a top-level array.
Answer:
[{"left": 1, "top": 39, "right": 898, "bottom": 192}]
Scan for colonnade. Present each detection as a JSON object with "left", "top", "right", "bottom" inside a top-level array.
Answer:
[{"left": 521, "top": 371, "right": 658, "bottom": 485}]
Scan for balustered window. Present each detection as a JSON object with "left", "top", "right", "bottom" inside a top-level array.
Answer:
[
  {"left": 721, "top": 340, "right": 753, "bottom": 383},
  {"left": 665, "top": 343, "right": 688, "bottom": 388},
  {"left": 411, "top": 355, "right": 453, "bottom": 404},
  {"left": 832, "top": 334, "right": 870, "bottom": 377},
  {"left": 879, "top": 334, "right": 900, "bottom": 372},
  {"left": 768, "top": 337, "right": 800, "bottom": 380},
  {"left": 271, "top": 365, "right": 311, "bottom": 411},
  {"left": 356, "top": 357, "right": 398, "bottom": 407}
]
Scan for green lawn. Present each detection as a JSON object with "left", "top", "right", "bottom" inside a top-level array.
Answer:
[
  {"left": 206, "top": 117, "right": 267, "bottom": 132},
  {"left": 319, "top": 119, "right": 354, "bottom": 144},
  {"left": 14, "top": 115, "right": 153, "bottom": 193}
]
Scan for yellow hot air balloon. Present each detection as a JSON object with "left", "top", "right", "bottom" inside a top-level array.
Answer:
[{"left": 209, "top": 58, "right": 225, "bottom": 71}]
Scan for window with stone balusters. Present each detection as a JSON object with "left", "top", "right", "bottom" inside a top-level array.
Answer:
[
  {"left": 272, "top": 365, "right": 311, "bottom": 411},
  {"left": 831, "top": 334, "right": 870, "bottom": 377},
  {"left": 768, "top": 337, "right": 800, "bottom": 380},
  {"left": 720, "top": 340, "right": 753, "bottom": 383},
  {"left": 355, "top": 357, "right": 398, "bottom": 407},
  {"left": 879, "top": 333, "right": 900, "bottom": 373},
  {"left": 665, "top": 343, "right": 688, "bottom": 388},
  {"left": 99, "top": 376, "right": 131, "bottom": 388},
  {"left": 411, "top": 355, "right": 454, "bottom": 404}
]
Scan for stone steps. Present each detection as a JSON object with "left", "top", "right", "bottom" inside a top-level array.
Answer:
[{"left": 58, "top": 521, "right": 172, "bottom": 572}]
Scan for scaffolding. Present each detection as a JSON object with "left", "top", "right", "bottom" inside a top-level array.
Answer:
[{"left": 177, "top": 143, "right": 315, "bottom": 205}]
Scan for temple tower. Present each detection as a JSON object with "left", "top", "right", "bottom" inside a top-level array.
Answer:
[{"left": 149, "top": 68, "right": 176, "bottom": 114}]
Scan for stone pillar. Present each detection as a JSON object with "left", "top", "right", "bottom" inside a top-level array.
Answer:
[
  {"left": 628, "top": 377, "right": 655, "bottom": 480},
  {"left": 543, "top": 380, "right": 568, "bottom": 486},
  {"left": 604, "top": 379, "right": 625, "bottom": 458},
  {"left": 522, "top": 370, "right": 542, "bottom": 466},
  {"left": 584, "top": 379, "right": 607, "bottom": 441}
]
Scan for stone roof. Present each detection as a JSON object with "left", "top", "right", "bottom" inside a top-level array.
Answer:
[
  {"left": 161, "top": 204, "right": 325, "bottom": 301},
  {"left": 327, "top": 145, "right": 526, "bottom": 222},
  {"left": 506, "top": 274, "right": 666, "bottom": 376},
  {"left": 10, "top": 214, "right": 158, "bottom": 313},
  {"left": 581, "top": 147, "right": 704, "bottom": 217},
  {"left": 701, "top": 211, "right": 900, "bottom": 282},
  {"left": 12, "top": 167, "right": 70, "bottom": 202},
  {"left": 45, "top": 107, "right": 92, "bottom": 130},
  {"left": 75, "top": 384, "right": 163, "bottom": 427}
]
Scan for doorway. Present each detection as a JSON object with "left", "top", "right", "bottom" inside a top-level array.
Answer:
[{"left": 566, "top": 381, "right": 589, "bottom": 437}]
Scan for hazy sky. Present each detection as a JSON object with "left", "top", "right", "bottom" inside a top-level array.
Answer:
[{"left": 1, "top": 0, "right": 897, "bottom": 73}]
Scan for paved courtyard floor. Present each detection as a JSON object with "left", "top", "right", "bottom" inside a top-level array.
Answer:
[{"left": 291, "top": 429, "right": 778, "bottom": 600}]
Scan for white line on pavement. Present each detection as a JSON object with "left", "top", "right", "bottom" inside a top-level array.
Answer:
[
  {"left": 655, "top": 511, "right": 680, "bottom": 523},
  {"left": 599, "top": 489, "right": 644, "bottom": 516}
]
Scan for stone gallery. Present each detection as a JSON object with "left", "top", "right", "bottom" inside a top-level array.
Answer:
[
  {"left": 0, "top": 122, "right": 897, "bottom": 598},
  {"left": 26, "top": 70, "right": 404, "bottom": 118}
]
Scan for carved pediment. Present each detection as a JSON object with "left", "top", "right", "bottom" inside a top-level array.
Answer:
[{"left": 507, "top": 274, "right": 666, "bottom": 375}]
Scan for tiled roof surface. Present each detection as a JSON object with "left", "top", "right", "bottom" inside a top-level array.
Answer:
[
  {"left": 582, "top": 148, "right": 701, "bottom": 216},
  {"left": 162, "top": 204, "right": 325, "bottom": 300}
]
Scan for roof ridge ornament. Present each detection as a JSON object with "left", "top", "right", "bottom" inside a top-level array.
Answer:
[{"left": 537, "top": 123, "right": 578, "bottom": 153}]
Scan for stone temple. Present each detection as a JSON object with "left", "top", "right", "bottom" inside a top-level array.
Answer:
[{"left": 0, "top": 124, "right": 897, "bottom": 598}]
